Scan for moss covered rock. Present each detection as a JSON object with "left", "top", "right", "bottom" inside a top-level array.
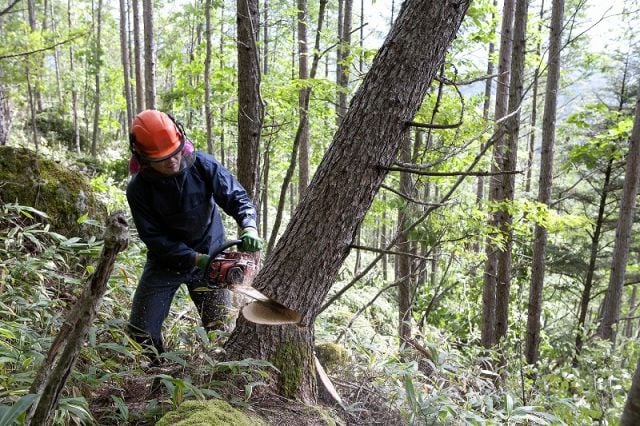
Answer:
[
  {"left": 0, "top": 146, "right": 106, "bottom": 237},
  {"left": 156, "top": 400, "right": 265, "bottom": 426},
  {"left": 315, "top": 343, "right": 348, "bottom": 372}
]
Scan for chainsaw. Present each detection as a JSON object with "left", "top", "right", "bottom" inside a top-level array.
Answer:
[
  {"left": 203, "top": 239, "right": 257, "bottom": 289},
  {"left": 202, "top": 239, "right": 301, "bottom": 325}
]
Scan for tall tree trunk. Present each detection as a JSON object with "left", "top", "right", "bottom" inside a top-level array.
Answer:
[
  {"left": 68, "top": 0, "right": 80, "bottom": 153},
  {"left": 336, "top": 0, "right": 353, "bottom": 124},
  {"left": 119, "top": 0, "right": 134, "bottom": 131},
  {"left": 476, "top": 0, "right": 497, "bottom": 207},
  {"left": 262, "top": 0, "right": 269, "bottom": 74},
  {"left": 236, "top": 0, "right": 263, "bottom": 204},
  {"left": 482, "top": 0, "right": 515, "bottom": 348},
  {"left": 297, "top": 0, "right": 310, "bottom": 196},
  {"left": 597, "top": 88, "right": 640, "bottom": 341},
  {"left": 132, "top": 0, "right": 144, "bottom": 112},
  {"left": 224, "top": 0, "right": 470, "bottom": 401},
  {"left": 624, "top": 285, "right": 637, "bottom": 338},
  {"left": 91, "top": 0, "right": 103, "bottom": 158},
  {"left": 525, "top": 0, "right": 545, "bottom": 193},
  {"left": 525, "top": 0, "right": 563, "bottom": 365},
  {"left": 266, "top": 0, "right": 328, "bottom": 254},
  {"left": 204, "top": 0, "right": 213, "bottom": 154},
  {"left": 493, "top": 0, "right": 528, "bottom": 343},
  {"left": 143, "top": 0, "right": 156, "bottom": 109}
]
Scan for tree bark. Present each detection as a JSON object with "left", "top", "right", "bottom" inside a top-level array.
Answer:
[
  {"left": 525, "top": 0, "right": 563, "bottom": 365},
  {"left": 26, "top": 213, "right": 128, "bottom": 426},
  {"left": 68, "top": 0, "right": 80, "bottom": 153},
  {"left": 597, "top": 88, "right": 640, "bottom": 341},
  {"left": 225, "top": 0, "right": 470, "bottom": 401},
  {"left": 482, "top": 0, "right": 515, "bottom": 348},
  {"left": 236, "top": 0, "right": 263, "bottom": 203}
]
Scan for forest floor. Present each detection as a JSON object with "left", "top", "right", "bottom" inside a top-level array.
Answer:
[{"left": 86, "top": 358, "right": 407, "bottom": 425}]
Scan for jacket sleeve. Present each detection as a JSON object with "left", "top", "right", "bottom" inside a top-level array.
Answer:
[
  {"left": 127, "top": 181, "right": 197, "bottom": 269},
  {"left": 203, "top": 154, "right": 258, "bottom": 230}
]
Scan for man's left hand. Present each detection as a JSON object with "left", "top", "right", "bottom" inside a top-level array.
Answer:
[{"left": 239, "top": 227, "right": 263, "bottom": 252}]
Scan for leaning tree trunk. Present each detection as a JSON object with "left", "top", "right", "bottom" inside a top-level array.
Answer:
[
  {"left": 525, "top": 0, "right": 563, "bottom": 365},
  {"left": 236, "top": 0, "right": 263, "bottom": 204},
  {"left": 26, "top": 213, "right": 128, "bottom": 426},
  {"left": 225, "top": 0, "right": 470, "bottom": 402},
  {"left": 597, "top": 87, "right": 640, "bottom": 341}
]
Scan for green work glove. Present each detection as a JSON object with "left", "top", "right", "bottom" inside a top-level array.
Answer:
[
  {"left": 195, "top": 254, "right": 210, "bottom": 270},
  {"left": 239, "top": 227, "right": 263, "bottom": 252}
]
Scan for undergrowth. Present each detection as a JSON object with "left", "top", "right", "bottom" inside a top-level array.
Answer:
[{"left": 0, "top": 194, "right": 636, "bottom": 425}]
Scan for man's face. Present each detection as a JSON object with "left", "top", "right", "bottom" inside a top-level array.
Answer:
[{"left": 149, "top": 150, "right": 183, "bottom": 176}]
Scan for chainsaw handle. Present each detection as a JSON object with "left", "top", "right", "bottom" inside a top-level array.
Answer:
[{"left": 210, "top": 239, "right": 243, "bottom": 258}]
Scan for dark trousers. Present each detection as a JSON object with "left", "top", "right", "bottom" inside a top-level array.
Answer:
[{"left": 128, "top": 261, "right": 231, "bottom": 355}]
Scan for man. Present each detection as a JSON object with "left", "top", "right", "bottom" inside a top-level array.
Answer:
[{"left": 126, "top": 109, "right": 262, "bottom": 356}]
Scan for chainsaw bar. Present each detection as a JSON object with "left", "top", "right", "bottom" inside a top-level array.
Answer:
[{"left": 205, "top": 240, "right": 301, "bottom": 325}]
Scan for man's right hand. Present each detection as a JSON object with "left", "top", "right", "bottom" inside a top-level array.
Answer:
[{"left": 195, "top": 254, "right": 210, "bottom": 270}]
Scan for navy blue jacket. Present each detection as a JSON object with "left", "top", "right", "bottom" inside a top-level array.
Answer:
[{"left": 127, "top": 151, "right": 257, "bottom": 270}]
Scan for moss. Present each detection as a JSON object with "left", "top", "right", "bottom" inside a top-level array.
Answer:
[
  {"left": 315, "top": 343, "right": 348, "bottom": 372},
  {"left": 272, "top": 342, "right": 305, "bottom": 399},
  {"left": 0, "top": 146, "right": 106, "bottom": 238},
  {"left": 155, "top": 400, "right": 265, "bottom": 426}
]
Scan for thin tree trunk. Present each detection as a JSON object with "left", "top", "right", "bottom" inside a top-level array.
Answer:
[
  {"left": 482, "top": 0, "right": 515, "bottom": 348},
  {"left": 132, "top": 0, "right": 144, "bottom": 112},
  {"left": 525, "top": 0, "right": 563, "bottom": 366},
  {"left": 624, "top": 286, "right": 637, "bottom": 338},
  {"left": 91, "top": 0, "right": 103, "bottom": 158},
  {"left": 68, "top": 0, "right": 80, "bottom": 153},
  {"left": 597, "top": 88, "right": 640, "bottom": 341},
  {"left": 398, "top": 134, "right": 413, "bottom": 344},
  {"left": 476, "top": 0, "right": 497, "bottom": 207},
  {"left": 119, "top": 0, "right": 134, "bottom": 131},
  {"left": 297, "top": 0, "right": 310, "bottom": 196},
  {"left": 205, "top": 0, "right": 213, "bottom": 154},
  {"left": 143, "top": 0, "right": 156, "bottom": 109},
  {"left": 266, "top": 0, "right": 328, "bottom": 254},
  {"left": 236, "top": 0, "right": 263, "bottom": 204},
  {"left": 494, "top": 0, "right": 528, "bottom": 343},
  {"left": 336, "top": 0, "right": 352, "bottom": 125},
  {"left": 262, "top": 0, "right": 268, "bottom": 75},
  {"left": 225, "top": 0, "right": 470, "bottom": 401},
  {"left": 525, "top": 0, "right": 545, "bottom": 193}
]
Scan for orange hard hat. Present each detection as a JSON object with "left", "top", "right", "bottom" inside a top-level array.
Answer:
[{"left": 130, "top": 110, "right": 184, "bottom": 161}]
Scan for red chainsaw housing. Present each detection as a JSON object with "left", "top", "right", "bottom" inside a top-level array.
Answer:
[{"left": 207, "top": 252, "right": 258, "bottom": 288}]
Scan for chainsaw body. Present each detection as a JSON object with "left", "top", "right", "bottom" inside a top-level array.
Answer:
[{"left": 206, "top": 251, "right": 257, "bottom": 289}]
